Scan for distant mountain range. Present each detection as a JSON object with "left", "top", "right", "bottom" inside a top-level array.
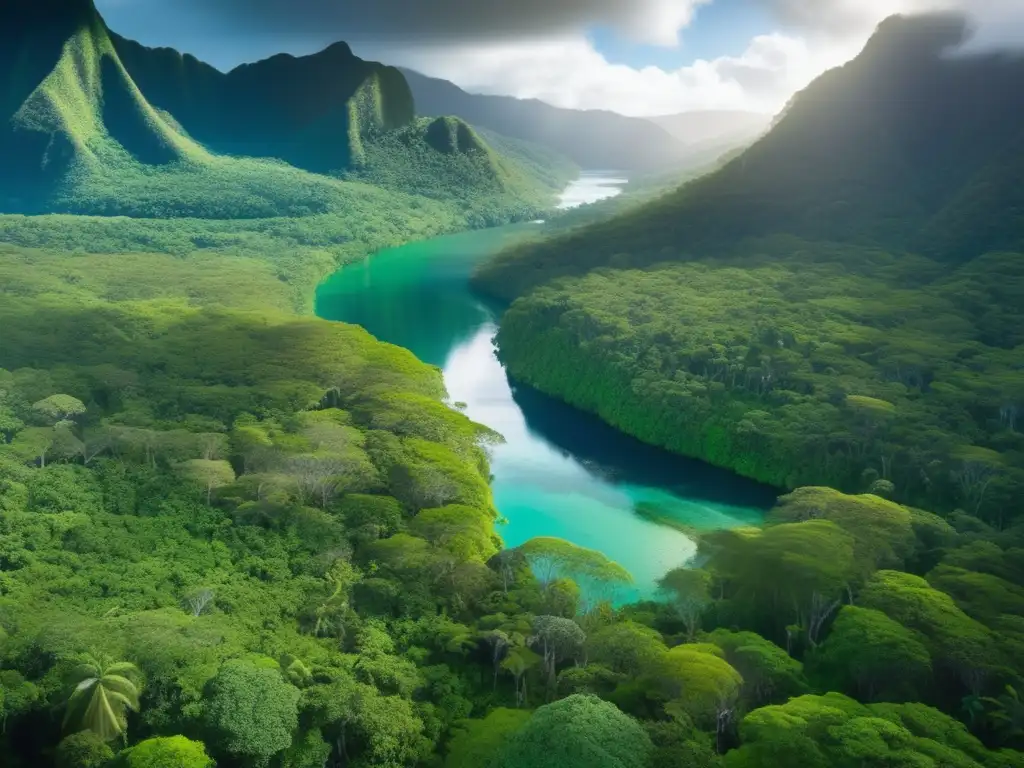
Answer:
[
  {"left": 476, "top": 13, "right": 1024, "bottom": 299},
  {"left": 0, "top": 0, "right": 573, "bottom": 217},
  {"left": 649, "top": 110, "right": 772, "bottom": 150},
  {"left": 400, "top": 68, "right": 766, "bottom": 173}
]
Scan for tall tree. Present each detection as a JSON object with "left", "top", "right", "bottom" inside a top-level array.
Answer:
[
  {"left": 202, "top": 659, "right": 300, "bottom": 768},
  {"left": 62, "top": 656, "right": 142, "bottom": 743},
  {"left": 809, "top": 605, "right": 931, "bottom": 702},
  {"left": 658, "top": 567, "right": 713, "bottom": 640}
]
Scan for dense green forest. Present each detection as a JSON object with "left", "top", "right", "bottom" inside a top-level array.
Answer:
[
  {"left": 479, "top": 14, "right": 1024, "bottom": 526},
  {"left": 3, "top": 250, "right": 1024, "bottom": 766},
  {"left": 2, "top": 3, "right": 1024, "bottom": 767}
]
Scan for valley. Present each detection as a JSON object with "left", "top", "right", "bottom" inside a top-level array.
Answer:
[
  {"left": 1, "top": 2, "right": 1023, "bottom": 767},
  {"left": 316, "top": 175, "right": 775, "bottom": 598}
]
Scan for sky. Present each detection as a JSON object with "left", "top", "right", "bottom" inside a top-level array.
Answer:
[{"left": 95, "top": 0, "right": 1024, "bottom": 117}]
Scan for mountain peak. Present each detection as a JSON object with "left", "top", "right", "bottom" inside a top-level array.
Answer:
[
  {"left": 860, "top": 12, "right": 970, "bottom": 66},
  {"left": 3, "top": 0, "right": 98, "bottom": 28}
]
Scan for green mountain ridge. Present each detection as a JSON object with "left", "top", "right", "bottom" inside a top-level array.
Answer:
[
  {"left": 400, "top": 67, "right": 696, "bottom": 172},
  {"left": 475, "top": 13, "right": 1024, "bottom": 300},
  {"left": 0, "top": 0, "right": 571, "bottom": 218},
  {"left": 477, "top": 13, "right": 1024, "bottom": 526}
]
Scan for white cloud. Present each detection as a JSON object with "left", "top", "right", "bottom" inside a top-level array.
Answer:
[
  {"left": 356, "top": 0, "right": 1024, "bottom": 117},
  {"left": 359, "top": 32, "right": 857, "bottom": 117}
]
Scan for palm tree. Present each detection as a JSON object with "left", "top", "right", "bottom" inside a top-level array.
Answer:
[{"left": 62, "top": 655, "right": 142, "bottom": 742}]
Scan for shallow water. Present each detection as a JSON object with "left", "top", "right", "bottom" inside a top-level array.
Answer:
[{"left": 316, "top": 173, "right": 775, "bottom": 598}]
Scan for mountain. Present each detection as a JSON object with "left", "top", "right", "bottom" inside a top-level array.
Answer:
[
  {"left": 475, "top": 13, "right": 1024, "bottom": 525},
  {"left": 475, "top": 13, "right": 1024, "bottom": 300},
  {"left": 0, "top": 0, "right": 573, "bottom": 217},
  {"left": 399, "top": 68, "right": 692, "bottom": 172},
  {"left": 112, "top": 36, "right": 415, "bottom": 174},
  {"left": 648, "top": 110, "right": 772, "bottom": 147}
]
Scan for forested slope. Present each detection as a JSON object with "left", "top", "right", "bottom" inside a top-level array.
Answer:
[
  {"left": 2, "top": 5, "right": 1024, "bottom": 768},
  {"left": 400, "top": 68, "right": 688, "bottom": 172},
  {"left": 0, "top": 0, "right": 573, "bottom": 220},
  {"left": 479, "top": 13, "right": 1024, "bottom": 526},
  {"left": 476, "top": 14, "right": 1024, "bottom": 300}
]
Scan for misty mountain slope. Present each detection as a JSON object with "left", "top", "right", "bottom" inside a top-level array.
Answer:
[
  {"left": 648, "top": 110, "right": 772, "bottom": 147},
  {"left": 477, "top": 13, "right": 1024, "bottom": 525},
  {"left": 475, "top": 14, "right": 1024, "bottom": 300},
  {"left": 0, "top": 0, "right": 573, "bottom": 218},
  {"left": 400, "top": 67, "right": 691, "bottom": 172}
]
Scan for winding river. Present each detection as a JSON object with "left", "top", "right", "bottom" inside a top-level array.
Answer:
[{"left": 317, "top": 173, "right": 776, "bottom": 599}]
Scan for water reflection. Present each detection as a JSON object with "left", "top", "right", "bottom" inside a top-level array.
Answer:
[{"left": 316, "top": 173, "right": 772, "bottom": 597}]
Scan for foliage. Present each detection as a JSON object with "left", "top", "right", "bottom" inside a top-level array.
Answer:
[
  {"left": 55, "top": 732, "right": 115, "bottom": 768},
  {"left": 201, "top": 660, "right": 300, "bottom": 767},
  {"left": 62, "top": 656, "right": 143, "bottom": 743},
  {"left": 808, "top": 606, "right": 932, "bottom": 703},
  {"left": 725, "top": 693, "right": 1009, "bottom": 768},
  {"left": 493, "top": 694, "right": 653, "bottom": 768},
  {"left": 119, "top": 736, "right": 214, "bottom": 768},
  {"left": 490, "top": 248, "right": 1024, "bottom": 525},
  {"left": 444, "top": 708, "right": 531, "bottom": 768}
]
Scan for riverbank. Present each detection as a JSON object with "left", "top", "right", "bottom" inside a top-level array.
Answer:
[{"left": 316, "top": 173, "right": 775, "bottom": 597}]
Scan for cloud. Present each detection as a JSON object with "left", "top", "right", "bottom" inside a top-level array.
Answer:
[
  {"left": 124, "top": 0, "right": 708, "bottom": 47},
  {"left": 361, "top": 32, "right": 847, "bottom": 116},
  {"left": 361, "top": 0, "right": 1024, "bottom": 116},
  {"left": 97, "top": 0, "right": 1024, "bottom": 116}
]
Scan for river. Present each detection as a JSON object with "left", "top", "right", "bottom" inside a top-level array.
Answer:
[{"left": 316, "top": 173, "right": 776, "bottom": 599}]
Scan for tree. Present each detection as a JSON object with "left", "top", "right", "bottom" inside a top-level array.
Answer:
[
  {"left": 707, "top": 629, "right": 808, "bottom": 708},
  {"left": 809, "top": 605, "right": 931, "bottom": 702},
  {"left": 0, "top": 669, "right": 40, "bottom": 733},
  {"left": 586, "top": 621, "right": 666, "bottom": 676},
  {"left": 184, "top": 588, "right": 215, "bottom": 617},
  {"left": 286, "top": 455, "right": 352, "bottom": 508},
  {"left": 726, "top": 694, "right": 1007, "bottom": 768},
  {"left": 950, "top": 446, "right": 1003, "bottom": 517},
  {"left": 494, "top": 694, "right": 652, "bottom": 768},
  {"left": 0, "top": 403, "right": 24, "bottom": 443},
  {"left": 445, "top": 708, "right": 532, "bottom": 768},
  {"left": 704, "top": 520, "right": 857, "bottom": 649},
  {"left": 984, "top": 685, "right": 1024, "bottom": 747},
  {"left": 659, "top": 645, "right": 743, "bottom": 749},
  {"left": 518, "top": 537, "right": 633, "bottom": 607},
  {"left": 177, "top": 459, "right": 236, "bottom": 504},
  {"left": 501, "top": 646, "right": 541, "bottom": 708},
  {"left": 279, "top": 729, "right": 332, "bottom": 768},
  {"left": 410, "top": 504, "right": 497, "bottom": 562},
  {"left": 531, "top": 615, "right": 586, "bottom": 694},
  {"left": 120, "top": 736, "right": 215, "bottom": 768},
  {"left": 303, "top": 675, "right": 429, "bottom": 768},
  {"left": 658, "top": 567, "right": 712, "bottom": 640},
  {"left": 202, "top": 659, "right": 300, "bottom": 767},
  {"left": 54, "top": 732, "right": 115, "bottom": 768},
  {"left": 62, "top": 656, "right": 142, "bottom": 743},
  {"left": 859, "top": 570, "right": 998, "bottom": 695},
  {"left": 770, "top": 487, "right": 917, "bottom": 574},
  {"left": 32, "top": 394, "right": 87, "bottom": 425}
]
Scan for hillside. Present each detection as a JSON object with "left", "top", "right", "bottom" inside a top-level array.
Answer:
[
  {"left": 0, "top": 0, "right": 573, "bottom": 218},
  {"left": 400, "top": 67, "right": 694, "bottom": 172},
  {"left": 478, "top": 13, "right": 1024, "bottom": 527},
  {"left": 475, "top": 13, "right": 1024, "bottom": 300}
]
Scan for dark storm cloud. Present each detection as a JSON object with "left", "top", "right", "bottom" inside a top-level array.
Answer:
[{"left": 133, "top": 0, "right": 701, "bottom": 44}]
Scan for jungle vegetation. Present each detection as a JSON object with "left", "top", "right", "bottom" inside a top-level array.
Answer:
[
  {"left": 1, "top": 4, "right": 1022, "bottom": 768},
  {"left": 478, "top": 14, "right": 1024, "bottom": 527}
]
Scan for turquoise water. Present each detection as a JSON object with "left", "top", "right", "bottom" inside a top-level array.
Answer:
[{"left": 316, "top": 175, "right": 775, "bottom": 598}]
